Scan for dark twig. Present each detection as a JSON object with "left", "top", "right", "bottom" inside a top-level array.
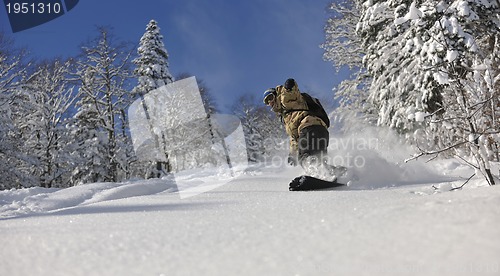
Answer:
[{"left": 451, "top": 173, "right": 476, "bottom": 191}]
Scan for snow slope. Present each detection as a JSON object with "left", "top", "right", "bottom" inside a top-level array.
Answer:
[{"left": 1, "top": 157, "right": 499, "bottom": 276}]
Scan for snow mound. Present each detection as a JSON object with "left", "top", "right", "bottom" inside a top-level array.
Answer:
[{"left": 0, "top": 178, "right": 176, "bottom": 218}]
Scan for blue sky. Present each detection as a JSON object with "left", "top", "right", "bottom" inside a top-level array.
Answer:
[{"left": 1, "top": 0, "right": 349, "bottom": 111}]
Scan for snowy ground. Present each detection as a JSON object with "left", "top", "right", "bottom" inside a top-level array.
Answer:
[
  {"left": 1, "top": 155, "right": 499, "bottom": 276},
  {"left": 2, "top": 125, "right": 500, "bottom": 276}
]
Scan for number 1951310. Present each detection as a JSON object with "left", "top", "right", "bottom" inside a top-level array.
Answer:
[{"left": 5, "top": 2, "right": 62, "bottom": 14}]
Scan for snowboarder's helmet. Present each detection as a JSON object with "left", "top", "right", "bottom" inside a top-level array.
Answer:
[
  {"left": 284, "top": 78, "right": 296, "bottom": 90},
  {"left": 263, "top": 88, "right": 276, "bottom": 104}
]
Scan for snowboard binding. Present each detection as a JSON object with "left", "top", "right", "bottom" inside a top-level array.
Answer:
[
  {"left": 300, "top": 155, "right": 348, "bottom": 182},
  {"left": 290, "top": 154, "right": 354, "bottom": 191}
]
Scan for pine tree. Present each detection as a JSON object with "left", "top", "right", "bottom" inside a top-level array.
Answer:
[
  {"left": 133, "top": 20, "right": 174, "bottom": 178},
  {"left": 133, "top": 20, "right": 173, "bottom": 97},
  {"left": 356, "top": 0, "right": 430, "bottom": 134},
  {"left": 323, "top": 0, "right": 499, "bottom": 185},
  {"left": 403, "top": 0, "right": 500, "bottom": 185}
]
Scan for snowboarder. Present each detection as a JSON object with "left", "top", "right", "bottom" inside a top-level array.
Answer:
[{"left": 263, "top": 78, "right": 346, "bottom": 182}]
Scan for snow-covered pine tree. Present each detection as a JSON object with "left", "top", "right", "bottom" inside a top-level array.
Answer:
[
  {"left": 401, "top": 0, "right": 499, "bottom": 185},
  {"left": 72, "top": 27, "right": 134, "bottom": 184},
  {"left": 355, "top": 0, "right": 441, "bottom": 136},
  {"left": 21, "top": 59, "right": 76, "bottom": 188},
  {"left": 133, "top": 19, "right": 174, "bottom": 178},
  {"left": 133, "top": 20, "right": 174, "bottom": 97},
  {"left": 326, "top": 0, "right": 499, "bottom": 184}
]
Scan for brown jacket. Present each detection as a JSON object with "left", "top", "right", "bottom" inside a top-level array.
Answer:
[{"left": 272, "top": 82, "right": 327, "bottom": 154}]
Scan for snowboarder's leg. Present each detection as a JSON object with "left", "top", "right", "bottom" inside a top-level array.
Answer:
[
  {"left": 297, "top": 125, "right": 329, "bottom": 161},
  {"left": 298, "top": 125, "right": 330, "bottom": 179},
  {"left": 297, "top": 125, "right": 348, "bottom": 181}
]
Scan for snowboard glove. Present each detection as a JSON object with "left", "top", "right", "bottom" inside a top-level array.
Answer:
[
  {"left": 287, "top": 154, "right": 297, "bottom": 166},
  {"left": 284, "top": 78, "right": 296, "bottom": 90}
]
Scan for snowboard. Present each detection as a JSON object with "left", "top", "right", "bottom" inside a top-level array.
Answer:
[{"left": 289, "top": 175, "right": 346, "bottom": 191}]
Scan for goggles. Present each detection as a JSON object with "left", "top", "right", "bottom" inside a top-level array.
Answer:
[{"left": 263, "top": 90, "right": 275, "bottom": 105}]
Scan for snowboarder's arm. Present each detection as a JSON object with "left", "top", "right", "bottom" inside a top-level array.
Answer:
[{"left": 289, "top": 137, "right": 298, "bottom": 156}]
